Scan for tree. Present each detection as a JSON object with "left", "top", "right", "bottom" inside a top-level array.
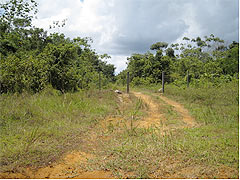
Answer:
[
  {"left": 150, "top": 42, "right": 172, "bottom": 82},
  {"left": 150, "top": 42, "right": 168, "bottom": 50},
  {"left": 166, "top": 48, "right": 175, "bottom": 58},
  {"left": 219, "top": 42, "right": 239, "bottom": 76},
  {"left": 127, "top": 53, "right": 145, "bottom": 79},
  {"left": 118, "top": 34, "right": 238, "bottom": 87},
  {"left": 0, "top": 0, "right": 39, "bottom": 55},
  {"left": 0, "top": 0, "right": 38, "bottom": 30}
]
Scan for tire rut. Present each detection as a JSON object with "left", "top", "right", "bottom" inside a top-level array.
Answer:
[{"left": 132, "top": 91, "right": 197, "bottom": 130}]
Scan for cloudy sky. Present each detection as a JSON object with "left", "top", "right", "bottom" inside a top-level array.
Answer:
[{"left": 32, "top": 0, "right": 239, "bottom": 74}]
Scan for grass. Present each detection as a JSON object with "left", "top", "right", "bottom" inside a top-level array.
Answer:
[
  {"left": 0, "top": 87, "right": 119, "bottom": 172},
  {"left": 161, "top": 80, "right": 239, "bottom": 171}
]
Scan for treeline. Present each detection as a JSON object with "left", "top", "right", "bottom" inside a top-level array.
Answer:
[
  {"left": 1, "top": 0, "right": 238, "bottom": 94},
  {"left": 0, "top": 0, "right": 115, "bottom": 94},
  {"left": 117, "top": 35, "right": 239, "bottom": 87}
]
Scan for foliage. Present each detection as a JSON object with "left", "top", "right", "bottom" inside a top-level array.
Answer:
[
  {"left": 0, "top": 51, "right": 49, "bottom": 93},
  {"left": 117, "top": 34, "right": 238, "bottom": 87},
  {"left": 0, "top": 0, "right": 116, "bottom": 93}
]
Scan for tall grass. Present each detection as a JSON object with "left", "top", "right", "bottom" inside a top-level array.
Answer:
[
  {"left": 0, "top": 87, "right": 118, "bottom": 171},
  {"left": 163, "top": 80, "right": 239, "bottom": 169},
  {"left": 145, "top": 80, "right": 239, "bottom": 169}
]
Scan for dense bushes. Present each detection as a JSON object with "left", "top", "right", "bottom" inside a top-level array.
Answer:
[
  {"left": 0, "top": 52, "right": 49, "bottom": 93},
  {"left": 0, "top": 36, "right": 116, "bottom": 93}
]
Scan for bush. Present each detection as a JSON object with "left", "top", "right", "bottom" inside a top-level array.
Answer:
[
  {"left": 0, "top": 53, "right": 49, "bottom": 93},
  {"left": 131, "top": 77, "right": 153, "bottom": 86}
]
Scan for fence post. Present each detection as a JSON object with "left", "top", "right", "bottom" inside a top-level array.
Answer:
[
  {"left": 162, "top": 71, "right": 165, "bottom": 93},
  {"left": 187, "top": 70, "right": 189, "bottom": 87},
  {"left": 127, "top": 72, "right": 130, "bottom": 93},
  {"left": 0, "top": 54, "right": 2, "bottom": 95},
  {"left": 99, "top": 71, "right": 101, "bottom": 91}
]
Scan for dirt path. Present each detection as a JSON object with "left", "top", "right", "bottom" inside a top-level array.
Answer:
[
  {"left": 0, "top": 91, "right": 197, "bottom": 179},
  {"left": 0, "top": 151, "right": 113, "bottom": 179},
  {"left": 133, "top": 92, "right": 165, "bottom": 128},
  {"left": 159, "top": 95, "right": 196, "bottom": 127},
  {"left": 133, "top": 92, "right": 196, "bottom": 130}
]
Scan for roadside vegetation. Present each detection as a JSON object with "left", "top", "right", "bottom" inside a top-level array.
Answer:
[{"left": 163, "top": 81, "right": 239, "bottom": 170}]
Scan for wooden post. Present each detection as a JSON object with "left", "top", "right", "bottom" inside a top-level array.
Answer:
[
  {"left": 127, "top": 72, "right": 130, "bottom": 93},
  {"left": 162, "top": 71, "right": 165, "bottom": 93},
  {"left": 0, "top": 54, "right": 2, "bottom": 95},
  {"left": 99, "top": 71, "right": 101, "bottom": 91},
  {"left": 187, "top": 70, "right": 189, "bottom": 87}
]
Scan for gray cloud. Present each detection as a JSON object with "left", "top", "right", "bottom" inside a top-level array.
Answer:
[
  {"left": 98, "top": 0, "right": 190, "bottom": 55},
  {"left": 189, "top": 0, "right": 239, "bottom": 42},
  {"left": 95, "top": 0, "right": 239, "bottom": 57}
]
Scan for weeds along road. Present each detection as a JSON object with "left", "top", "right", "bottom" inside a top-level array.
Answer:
[{"left": 1, "top": 90, "right": 235, "bottom": 179}]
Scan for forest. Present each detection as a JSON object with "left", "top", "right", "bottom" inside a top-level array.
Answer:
[{"left": 0, "top": 0, "right": 239, "bottom": 179}]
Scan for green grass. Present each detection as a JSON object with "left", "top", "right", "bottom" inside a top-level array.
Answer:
[
  {"left": 162, "top": 80, "right": 239, "bottom": 170},
  {"left": 0, "top": 87, "right": 119, "bottom": 172}
]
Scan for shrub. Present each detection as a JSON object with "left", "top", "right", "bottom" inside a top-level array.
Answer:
[{"left": 0, "top": 53, "right": 49, "bottom": 93}]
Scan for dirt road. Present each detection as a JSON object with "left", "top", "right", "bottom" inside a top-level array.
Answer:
[{"left": 133, "top": 92, "right": 196, "bottom": 130}]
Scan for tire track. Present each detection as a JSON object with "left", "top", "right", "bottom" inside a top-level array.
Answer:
[{"left": 132, "top": 92, "right": 197, "bottom": 130}]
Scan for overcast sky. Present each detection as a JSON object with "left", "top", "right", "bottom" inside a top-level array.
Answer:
[{"left": 32, "top": 0, "right": 239, "bottom": 74}]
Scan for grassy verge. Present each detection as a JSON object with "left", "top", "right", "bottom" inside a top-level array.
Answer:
[
  {"left": 0, "top": 87, "right": 119, "bottom": 172},
  {"left": 162, "top": 80, "right": 239, "bottom": 169}
]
